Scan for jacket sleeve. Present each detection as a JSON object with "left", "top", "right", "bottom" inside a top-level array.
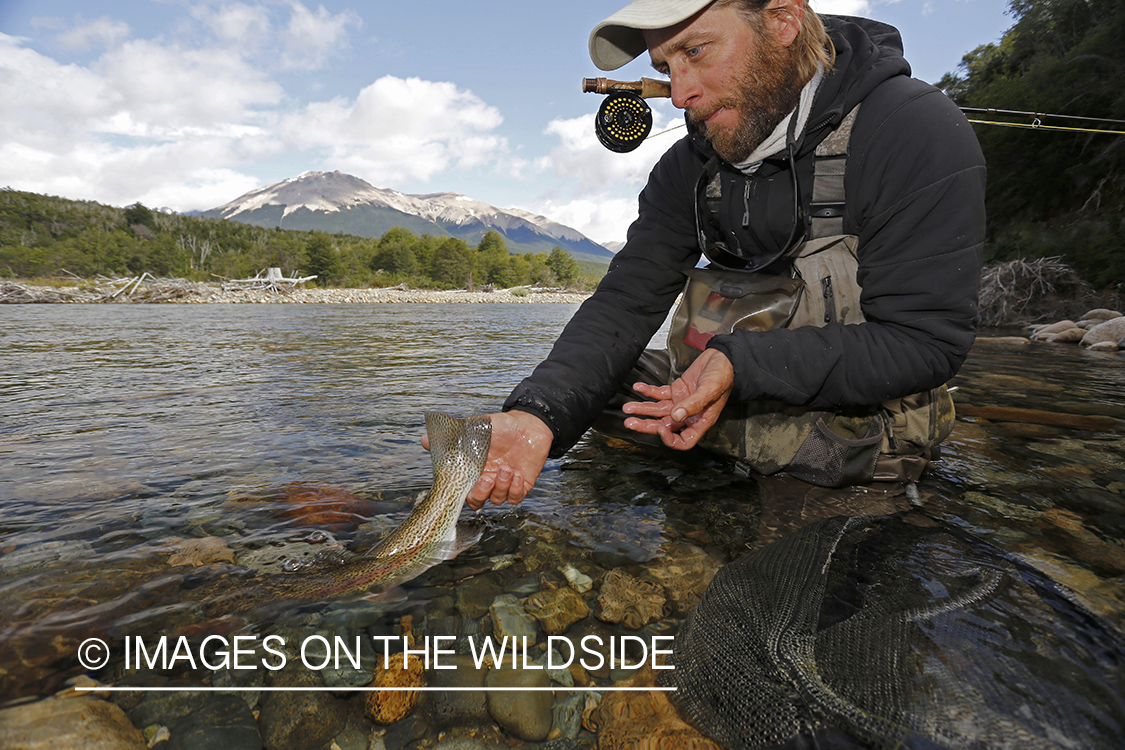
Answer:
[
  {"left": 503, "top": 142, "right": 702, "bottom": 457},
  {"left": 707, "top": 80, "right": 986, "bottom": 407}
]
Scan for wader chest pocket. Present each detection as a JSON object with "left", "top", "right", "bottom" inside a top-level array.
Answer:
[{"left": 668, "top": 268, "right": 804, "bottom": 379}]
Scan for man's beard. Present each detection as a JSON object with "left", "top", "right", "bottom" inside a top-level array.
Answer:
[{"left": 690, "top": 33, "right": 802, "bottom": 163}]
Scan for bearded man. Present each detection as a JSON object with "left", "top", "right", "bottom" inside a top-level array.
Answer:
[{"left": 450, "top": 0, "right": 986, "bottom": 506}]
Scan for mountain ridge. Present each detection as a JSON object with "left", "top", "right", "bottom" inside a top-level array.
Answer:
[{"left": 202, "top": 171, "right": 613, "bottom": 261}]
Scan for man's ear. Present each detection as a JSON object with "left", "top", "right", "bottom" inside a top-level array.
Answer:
[{"left": 768, "top": 0, "right": 804, "bottom": 47}]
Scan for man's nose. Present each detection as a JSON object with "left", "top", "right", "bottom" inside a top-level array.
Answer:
[{"left": 670, "top": 68, "right": 702, "bottom": 110}]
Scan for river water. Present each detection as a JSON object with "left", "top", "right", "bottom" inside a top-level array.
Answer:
[{"left": 1, "top": 304, "right": 1123, "bottom": 746}]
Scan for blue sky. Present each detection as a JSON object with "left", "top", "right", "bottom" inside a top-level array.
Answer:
[{"left": 0, "top": 0, "right": 1012, "bottom": 245}]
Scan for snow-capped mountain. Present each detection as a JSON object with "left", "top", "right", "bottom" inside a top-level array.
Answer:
[{"left": 202, "top": 171, "right": 613, "bottom": 261}]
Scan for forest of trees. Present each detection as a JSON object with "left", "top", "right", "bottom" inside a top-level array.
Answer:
[
  {"left": 938, "top": 0, "right": 1125, "bottom": 288},
  {"left": 0, "top": 188, "right": 601, "bottom": 291}
]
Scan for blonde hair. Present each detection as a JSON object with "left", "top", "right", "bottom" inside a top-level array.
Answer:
[{"left": 716, "top": 0, "right": 836, "bottom": 83}]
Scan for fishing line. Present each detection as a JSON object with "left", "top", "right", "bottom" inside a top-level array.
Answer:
[{"left": 964, "top": 118, "right": 1125, "bottom": 135}]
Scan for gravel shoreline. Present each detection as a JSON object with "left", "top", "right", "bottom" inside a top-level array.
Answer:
[
  {"left": 2, "top": 280, "right": 592, "bottom": 305},
  {"left": 186, "top": 286, "right": 593, "bottom": 304}
]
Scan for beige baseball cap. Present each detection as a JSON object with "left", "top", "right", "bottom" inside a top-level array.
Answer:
[{"left": 589, "top": 0, "right": 716, "bottom": 71}]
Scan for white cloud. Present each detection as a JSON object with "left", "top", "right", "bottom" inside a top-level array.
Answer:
[
  {"left": 96, "top": 40, "right": 284, "bottom": 132},
  {"left": 0, "top": 28, "right": 284, "bottom": 210},
  {"left": 539, "top": 108, "right": 680, "bottom": 193},
  {"left": 0, "top": 33, "right": 114, "bottom": 144},
  {"left": 191, "top": 3, "right": 272, "bottom": 48},
  {"left": 190, "top": 1, "right": 356, "bottom": 70},
  {"left": 529, "top": 195, "right": 641, "bottom": 246},
  {"left": 523, "top": 102, "right": 683, "bottom": 243},
  {"left": 281, "top": 76, "right": 506, "bottom": 184},
  {"left": 278, "top": 1, "right": 360, "bottom": 70},
  {"left": 55, "top": 17, "right": 130, "bottom": 51}
]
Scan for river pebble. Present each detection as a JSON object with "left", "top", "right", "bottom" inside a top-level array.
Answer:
[
  {"left": 258, "top": 668, "right": 348, "bottom": 750},
  {"left": 522, "top": 586, "right": 590, "bottom": 636},
  {"left": 363, "top": 652, "right": 425, "bottom": 725},
  {"left": 484, "top": 665, "right": 554, "bottom": 741},
  {"left": 596, "top": 569, "right": 666, "bottom": 629},
  {"left": 423, "top": 655, "right": 490, "bottom": 727},
  {"left": 489, "top": 594, "right": 538, "bottom": 641},
  {"left": 559, "top": 563, "right": 594, "bottom": 593},
  {"left": 0, "top": 694, "right": 147, "bottom": 750},
  {"left": 381, "top": 715, "right": 429, "bottom": 750},
  {"left": 164, "top": 694, "right": 261, "bottom": 750}
]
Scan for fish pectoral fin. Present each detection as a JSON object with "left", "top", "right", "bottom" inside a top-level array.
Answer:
[
  {"left": 452, "top": 525, "right": 483, "bottom": 559},
  {"left": 362, "top": 587, "right": 408, "bottom": 604}
]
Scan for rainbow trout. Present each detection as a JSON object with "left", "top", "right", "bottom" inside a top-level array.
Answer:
[{"left": 198, "top": 412, "right": 491, "bottom": 614}]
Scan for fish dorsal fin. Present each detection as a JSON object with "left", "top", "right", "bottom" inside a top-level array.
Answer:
[{"left": 424, "top": 412, "right": 491, "bottom": 480}]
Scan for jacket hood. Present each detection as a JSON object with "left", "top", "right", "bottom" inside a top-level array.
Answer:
[{"left": 811, "top": 16, "right": 911, "bottom": 134}]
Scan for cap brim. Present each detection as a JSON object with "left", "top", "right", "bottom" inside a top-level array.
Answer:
[{"left": 589, "top": 0, "right": 715, "bottom": 71}]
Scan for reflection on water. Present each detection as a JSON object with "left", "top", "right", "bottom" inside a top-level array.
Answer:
[{"left": 1, "top": 305, "right": 1122, "bottom": 746}]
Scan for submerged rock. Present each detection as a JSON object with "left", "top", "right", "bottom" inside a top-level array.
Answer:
[
  {"left": 596, "top": 569, "right": 666, "bottom": 629},
  {"left": 165, "top": 536, "right": 236, "bottom": 567},
  {"left": 484, "top": 665, "right": 553, "bottom": 741},
  {"left": 522, "top": 586, "right": 590, "bottom": 636},
  {"left": 588, "top": 667, "right": 720, "bottom": 750},
  {"left": 235, "top": 530, "right": 347, "bottom": 574},
  {"left": 645, "top": 543, "right": 722, "bottom": 616},
  {"left": 558, "top": 563, "right": 594, "bottom": 593},
  {"left": 0, "top": 694, "right": 147, "bottom": 750},
  {"left": 364, "top": 652, "right": 426, "bottom": 725},
  {"left": 165, "top": 694, "right": 261, "bottom": 750},
  {"left": 424, "top": 655, "right": 489, "bottom": 727},
  {"left": 455, "top": 576, "right": 504, "bottom": 619},
  {"left": 0, "top": 540, "right": 97, "bottom": 575},
  {"left": 489, "top": 594, "right": 537, "bottom": 641},
  {"left": 259, "top": 670, "right": 348, "bottom": 750}
]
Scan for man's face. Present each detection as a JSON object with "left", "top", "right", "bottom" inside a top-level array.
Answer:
[{"left": 645, "top": 3, "right": 801, "bottom": 163}]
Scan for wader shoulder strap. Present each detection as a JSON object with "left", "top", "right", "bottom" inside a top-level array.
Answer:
[{"left": 808, "top": 105, "right": 860, "bottom": 240}]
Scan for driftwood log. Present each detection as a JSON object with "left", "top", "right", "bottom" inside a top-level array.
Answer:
[
  {"left": 1, "top": 276, "right": 214, "bottom": 304},
  {"left": 223, "top": 268, "right": 317, "bottom": 294}
]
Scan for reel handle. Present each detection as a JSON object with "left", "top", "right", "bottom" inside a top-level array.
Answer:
[{"left": 582, "top": 77, "right": 672, "bottom": 100}]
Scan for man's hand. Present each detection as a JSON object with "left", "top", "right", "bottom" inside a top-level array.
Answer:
[
  {"left": 423, "top": 410, "right": 553, "bottom": 509},
  {"left": 622, "top": 348, "right": 734, "bottom": 450}
]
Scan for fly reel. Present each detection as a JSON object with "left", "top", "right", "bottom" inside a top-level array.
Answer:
[
  {"left": 596, "top": 92, "right": 652, "bottom": 153},
  {"left": 583, "top": 77, "right": 672, "bottom": 153}
]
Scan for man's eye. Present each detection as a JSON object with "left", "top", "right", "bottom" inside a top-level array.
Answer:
[{"left": 687, "top": 46, "right": 703, "bottom": 58}]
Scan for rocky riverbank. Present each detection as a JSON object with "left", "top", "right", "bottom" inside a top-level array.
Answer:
[
  {"left": 183, "top": 285, "right": 592, "bottom": 305},
  {"left": 1026, "top": 308, "right": 1125, "bottom": 352},
  {"left": 0, "top": 279, "right": 592, "bottom": 305}
]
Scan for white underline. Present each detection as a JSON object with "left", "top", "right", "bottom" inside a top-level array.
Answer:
[{"left": 75, "top": 686, "right": 676, "bottom": 692}]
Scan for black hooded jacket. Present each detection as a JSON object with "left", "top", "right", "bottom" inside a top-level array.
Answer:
[{"left": 505, "top": 16, "right": 986, "bottom": 459}]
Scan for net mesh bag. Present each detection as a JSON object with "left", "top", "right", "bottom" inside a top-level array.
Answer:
[{"left": 663, "top": 513, "right": 1125, "bottom": 749}]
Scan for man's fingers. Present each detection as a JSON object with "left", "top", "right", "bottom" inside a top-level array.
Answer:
[
  {"left": 622, "top": 399, "right": 673, "bottom": 417},
  {"left": 632, "top": 381, "right": 671, "bottom": 398},
  {"left": 468, "top": 472, "right": 496, "bottom": 509},
  {"left": 624, "top": 416, "right": 666, "bottom": 434}
]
